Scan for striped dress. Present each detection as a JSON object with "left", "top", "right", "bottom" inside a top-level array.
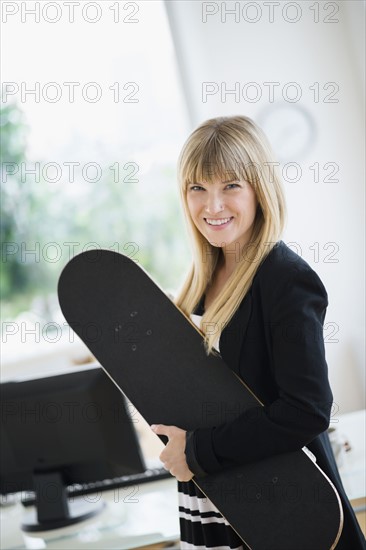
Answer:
[{"left": 177, "top": 313, "right": 247, "bottom": 550}]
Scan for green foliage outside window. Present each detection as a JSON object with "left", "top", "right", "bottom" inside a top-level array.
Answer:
[{"left": 1, "top": 102, "right": 191, "bottom": 324}]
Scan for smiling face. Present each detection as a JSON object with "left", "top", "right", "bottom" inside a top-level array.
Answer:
[{"left": 186, "top": 176, "right": 258, "bottom": 253}]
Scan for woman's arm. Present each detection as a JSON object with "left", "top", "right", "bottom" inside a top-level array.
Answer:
[{"left": 185, "top": 266, "right": 333, "bottom": 477}]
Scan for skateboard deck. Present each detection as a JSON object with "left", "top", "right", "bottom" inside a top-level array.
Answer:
[{"left": 57, "top": 249, "right": 343, "bottom": 550}]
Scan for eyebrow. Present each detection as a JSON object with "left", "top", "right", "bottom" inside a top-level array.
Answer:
[{"left": 192, "top": 178, "right": 239, "bottom": 185}]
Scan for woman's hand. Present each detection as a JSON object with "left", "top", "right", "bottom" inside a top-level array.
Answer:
[{"left": 150, "top": 424, "right": 194, "bottom": 482}]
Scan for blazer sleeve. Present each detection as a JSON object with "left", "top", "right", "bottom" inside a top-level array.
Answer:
[{"left": 185, "top": 265, "right": 333, "bottom": 477}]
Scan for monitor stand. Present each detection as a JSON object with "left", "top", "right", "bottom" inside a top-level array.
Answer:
[{"left": 21, "top": 472, "right": 105, "bottom": 532}]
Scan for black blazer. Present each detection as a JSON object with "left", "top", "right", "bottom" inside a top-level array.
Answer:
[{"left": 184, "top": 240, "right": 365, "bottom": 549}]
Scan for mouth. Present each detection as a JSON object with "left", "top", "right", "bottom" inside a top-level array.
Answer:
[{"left": 204, "top": 217, "right": 233, "bottom": 228}]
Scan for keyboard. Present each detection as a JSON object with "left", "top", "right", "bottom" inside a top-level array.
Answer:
[{"left": 21, "top": 467, "right": 173, "bottom": 507}]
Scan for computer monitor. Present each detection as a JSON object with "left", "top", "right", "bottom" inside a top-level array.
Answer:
[{"left": 0, "top": 365, "right": 146, "bottom": 532}]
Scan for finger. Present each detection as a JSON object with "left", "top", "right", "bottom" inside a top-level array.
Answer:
[{"left": 150, "top": 424, "right": 170, "bottom": 436}]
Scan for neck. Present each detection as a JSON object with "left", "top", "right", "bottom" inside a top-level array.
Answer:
[
  {"left": 220, "top": 223, "right": 257, "bottom": 273},
  {"left": 219, "top": 239, "right": 252, "bottom": 274},
  {"left": 216, "top": 249, "right": 236, "bottom": 278}
]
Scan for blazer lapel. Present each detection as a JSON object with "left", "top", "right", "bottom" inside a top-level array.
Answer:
[{"left": 219, "top": 290, "right": 252, "bottom": 375}]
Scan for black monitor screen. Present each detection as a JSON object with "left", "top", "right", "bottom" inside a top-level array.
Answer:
[{"left": 0, "top": 365, "right": 146, "bottom": 531}]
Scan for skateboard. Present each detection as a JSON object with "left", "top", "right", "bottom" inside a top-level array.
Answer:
[{"left": 57, "top": 249, "right": 343, "bottom": 550}]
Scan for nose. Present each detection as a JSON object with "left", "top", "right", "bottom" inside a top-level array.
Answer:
[{"left": 205, "top": 191, "right": 224, "bottom": 215}]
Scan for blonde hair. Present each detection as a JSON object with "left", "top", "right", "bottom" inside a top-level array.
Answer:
[{"left": 174, "top": 115, "right": 287, "bottom": 356}]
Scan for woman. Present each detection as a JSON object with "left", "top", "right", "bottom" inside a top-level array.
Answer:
[{"left": 150, "top": 116, "right": 365, "bottom": 549}]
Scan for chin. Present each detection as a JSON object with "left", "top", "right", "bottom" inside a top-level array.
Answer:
[{"left": 207, "top": 239, "right": 225, "bottom": 248}]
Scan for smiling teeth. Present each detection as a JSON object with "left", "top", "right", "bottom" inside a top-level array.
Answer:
[{"left": 206, "top": 217, "right": 232, "bottom": 226}]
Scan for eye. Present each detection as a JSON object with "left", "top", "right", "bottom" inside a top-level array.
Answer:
[
  {"left": 225, "top": 182, "right": 240, "bottom": 190},
  {"left": 188, "top": 185, "right": 205, "bottom": 191}
]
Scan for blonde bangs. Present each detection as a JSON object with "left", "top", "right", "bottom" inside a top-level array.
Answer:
[{"left": 180, "top": 132, "right": 259, "bottom": 192}]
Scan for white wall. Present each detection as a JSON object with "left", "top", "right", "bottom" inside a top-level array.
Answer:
[{"left": 165, "top": 0, "right": 365, "bottom": 414}]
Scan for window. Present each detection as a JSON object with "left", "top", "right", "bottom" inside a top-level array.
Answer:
[{"left": 1, "top": 1, "right": 191, "bottom": 364}]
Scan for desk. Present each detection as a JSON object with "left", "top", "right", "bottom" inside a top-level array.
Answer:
[
  {"left": 335, "top": 409, "right": 366, "bottom": 501},
  {"left": 335, "top": 409, "right": 366, "bottom": 536},
  {"left": 1, "top": 411, "right": 365, "bottom": 549},
  {"left": 0, "top": 478, "right": 180, "bottom": 549}
]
